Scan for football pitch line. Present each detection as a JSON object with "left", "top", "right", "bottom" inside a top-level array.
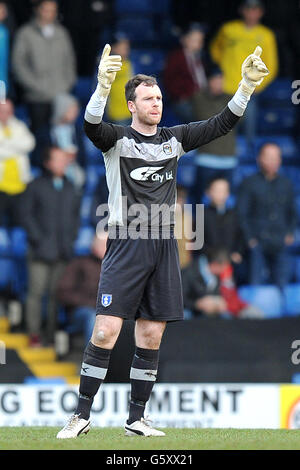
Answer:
[{"left": 1, "top": 427, "right": 300, "bottom": 450}]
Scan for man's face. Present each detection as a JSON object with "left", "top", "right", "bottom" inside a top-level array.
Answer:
[
  {"left": 182, "top": 30, "right": 204, "bottom": 53},
  {"left": 207, "top": 179, "right": 230, "bottom": 208},
  {"left": 37, "top": 1, "right": 57, "bottom": 25},
  {"left": 258, "top": 144, "right": 282, "bottom": 178},
  {"left": 0, "top": 100, "right": 14, "bottom": 124},
  {"left": 45, "top": 148, "right": 68, "bottom": 177},
  {"left": 241, "top": 6, "right": 264, "bottom": 26},
  {"left": 128, "top": 84, "right": 163, "bottom": 126}
]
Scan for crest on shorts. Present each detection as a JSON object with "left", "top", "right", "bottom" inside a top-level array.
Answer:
[
  {"left": 163, "top": 143, "right": 172, "bottom": 155},
  {"left": 101, "top": 294, "right": 112, "bottom": 307}
]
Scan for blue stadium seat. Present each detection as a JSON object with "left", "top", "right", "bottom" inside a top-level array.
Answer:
[
  {"left": 295, "top": 257, "right": 300, "bottom": 283},
  {"left": 0, "top": 259, "right": 14, "bottom": 289},
  {"left": 115, "top": 17, "right": 156, "bottom": 43},
  {"left": 83, "top": 134, "right": 104, "bottom": 164},
  {"left": 280, "top": 167, "right": 300, "bottom": 194},
  {"left": 10, "top": 227, "right": 27, "bottom": 258},
  {"left": 73, "top": 76, "right": 93, "bottom": 106},
  {"left": 283, "top": 284, "right": 300, "bottom": 316},
  {"left": 260, "top": 78, "right": 293, "bottom": 104},
  {"left": 31, "top": 166, "right": 42, "bottom": 180},
  {"left": 257, "top": 106, "right": 296, "bottom": 135},
  {"left": 236, "top": 136, "right": 254, "bottom": 161},
  {"left": 131, "top": 49, "right": 166, "bottom": 76},
  {"left": 80, "top": 194, "right": 93, "bottom": 226},
  {"left": 238, "top": 285, "right": 283, "bottom": 318},
  {"left": 73, "top": 226, "right": 95, "bottom": 256},
  {"left": 0, "top": 228, "right": 11, "bottom": 256},
  {"left": 253, "top": 135, "right": 298, "bottom": 160},
  {"left": 232, "top": 164, "right": 257, "bottom": 189},
  {"left": 85, "top": 165, "right": 106, "bottom": 195},
  {"left": 115, "top": 0, "right": 155, "bottom": 13}
]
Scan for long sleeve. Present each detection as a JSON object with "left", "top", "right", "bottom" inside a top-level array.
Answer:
[{"left": 21, "top": 183, "right": 43, "bottom": 245}]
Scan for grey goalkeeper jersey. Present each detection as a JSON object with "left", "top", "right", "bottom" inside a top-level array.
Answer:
[{"left": 84, "top": 106, "right": 239, "bottom": 229}]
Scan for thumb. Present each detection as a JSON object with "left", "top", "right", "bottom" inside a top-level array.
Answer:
[
  {"left": 253, "top": 46, "right": 262, "bottom": 57},
  {"left": 101, "top": 43, "right": 111, "bottom": 60}
]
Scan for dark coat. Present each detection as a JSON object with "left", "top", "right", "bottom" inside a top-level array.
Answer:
[{"left": 22, "top": 171, "right": 80, "bottom": 262}]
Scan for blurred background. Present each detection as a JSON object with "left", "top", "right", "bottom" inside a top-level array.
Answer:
[{"left": 0, "top": 0, "right": 300, "bottom": 424}]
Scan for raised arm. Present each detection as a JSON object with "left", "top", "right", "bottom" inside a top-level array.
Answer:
[
  {"left": 178, "top": 46, "right": 269, "bottom": 154},
  {"left": 84, "top": 44, "right": 123, "bottom": 152}
]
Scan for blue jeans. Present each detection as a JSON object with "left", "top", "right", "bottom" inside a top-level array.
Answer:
[
  {"left": 66, "top": 306, "right": 95, "bottom": 345},
  {"left": 249, "top": 244, "right": 291, "bottom": 290}
]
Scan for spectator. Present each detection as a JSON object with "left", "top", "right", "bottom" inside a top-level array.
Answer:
[
  {"left": 12, "top": 0, "right": 76, "bottom": 138},
  {"left": 204, "top": 177, "right": 245, "bottom": 266},
  {"left": 237, "top": 143, "right": 297, "bottom": 289},
  {"left": 56, "top": 232, "right": 108, "bottom": 346},
  {"left": 210, "top": 0, "right": 278, "bottom": 143},
  {"left": 51, "top": 93, "right": 85, "bottom": 191},
  {"left": 0, "top": 2, "right": 10, "bottom": 93},
  {"left": 174, "top": 185, "right": 194, "bottom": 269},
  {"left": 22, "top": 146, "right": 80, "bottom": 347},
  {"left": 104, "top": 32, "right": 133, "bottom": 125},
  {"left": 192, "top": 71, "right": 238, "bottom": 200},
  {"left": 0, "top": 99, "right": 35, "bottom": 226},
  {"left": 182, "top": 247, "right": 263, "bottom": 318},
  {"left": 164, "top": 22, "right": 214, "bottom": 123}
]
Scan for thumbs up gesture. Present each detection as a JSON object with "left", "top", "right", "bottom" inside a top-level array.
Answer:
[
  {"left": 97, "top": 44, "right": 122, "bottom": 98},
  {"left": 241, "top": 46, "right": 269, "bottom": 95}
]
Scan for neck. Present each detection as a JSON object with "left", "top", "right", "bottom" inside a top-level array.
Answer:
[{"left": 131, "top": 118, "right": 157, "bottom": 135}]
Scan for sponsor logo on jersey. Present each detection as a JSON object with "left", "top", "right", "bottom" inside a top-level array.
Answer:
[
  {"left": 130, "top": 166, "right": 173, "bottom": 183},
  {"left": 101, "top": 294, "right": 112, "bottom": 307}
]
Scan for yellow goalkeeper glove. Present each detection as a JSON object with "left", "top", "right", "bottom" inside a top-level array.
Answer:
[
  {"left": 240, "top": 46, "right": 269, "bottom": 97},
  {"left": 96, "top": 44, "right": 122, "bottom": 98}
]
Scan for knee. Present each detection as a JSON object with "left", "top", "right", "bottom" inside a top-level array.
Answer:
[
  {"left": 136, "top": 322, "right": 166, "bottom": 350},
  {"left": 91, "top": 317, "right": 122, "bottom": 348}
]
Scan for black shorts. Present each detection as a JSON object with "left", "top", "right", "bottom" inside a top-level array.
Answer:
[{"left": 96, "top": 233, "right": 184, "bottom": 322}]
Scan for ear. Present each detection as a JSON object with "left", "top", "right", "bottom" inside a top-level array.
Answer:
[{"left": 127, "top": 100, "right": 135, "bottom": 114}]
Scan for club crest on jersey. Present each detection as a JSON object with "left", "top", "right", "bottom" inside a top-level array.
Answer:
[
  {"left": 101, "top": 294, "right": 112, "bottom": 307},
  {"left": 163, "top": 143, "right": 172, "bottom": 155}
]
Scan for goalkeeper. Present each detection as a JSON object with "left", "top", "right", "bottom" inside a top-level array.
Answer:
[{"left": 57, "top": 45, "right": 269, "bottom": 438}]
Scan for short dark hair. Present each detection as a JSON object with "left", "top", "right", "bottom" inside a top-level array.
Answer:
[
  {"left": 205, "top": 246, "right": 230, "bottom": 265},
  {"left": 125, "top": 74, "right": 158, "bottom": 102}
]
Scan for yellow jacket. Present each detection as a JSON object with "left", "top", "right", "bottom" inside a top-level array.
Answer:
[
  {"left": 210, "top": 20, "right": 278, "bottom": 95},
  {"left": 107, "top": 59, "right": 132, "bottom": 122}
]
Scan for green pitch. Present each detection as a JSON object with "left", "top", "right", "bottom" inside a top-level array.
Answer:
[{"left": 1, "top": 427, "right": 300, "bottom": 450}]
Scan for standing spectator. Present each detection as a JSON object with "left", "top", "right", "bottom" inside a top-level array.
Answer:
[
  {"left": 11, "top": 0, "right": 76, "bottom": 139},
  {"left": 210, "top": 0, "right": 278, "bottom": 143},
  {"left": 22, "top": 146, "right": 80, "bottom": 346},
  {"left": 164, "top": 22, "right": 214, "bottom": 123},
  {"left": 104, "top": 33, "right": 133, "bottom": 126},
  {"left": 56, "top": 233, "right": 108, "bottom": 346},
  {"left": 0, "top": 99, "right": 35, "bottom": 226},
  {"left": 237, "top": 143, "right": 297, "bottom": 289},
  {"left": 204, "top": 177, "right": 245, "bottom": 266},
  {"left": 192, "top": 71, "right": 238, "bottom": 200}
]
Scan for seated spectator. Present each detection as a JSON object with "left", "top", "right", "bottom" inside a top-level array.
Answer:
[
  {"left": 164, "top": 22, "right": 214, "bottom": 123},
  {"left": 0, "top": 99, "right": 35, "bottom": 226},
  {"left": 22, "top": 146, "right": 81, "bottom": 347},
  {"left": 104, "top": 32, "right": 133, "bottom": 125},
  {"left": 237, "top": 143, "right": 297, "bottom": 290},
  {"left": 182, "top": 247, "right": 263, "bottom": 318},
  {"left": 12, "top": 0, "right": 76, "bottom": 142},
  {"left": 192, "top": 72, "right": 238, "bottom": 201},
  {"left": 56, "top": 232, "right": 108, "bottom": 346},
  {"left": 204, "top": 177, "right": 245, "bottom": 266},
  {"left": 51, "top": 93, "right": 85, "bottom": 191},
  {"left": 210, "top": 0, "right": 278, "bottom": 144}
]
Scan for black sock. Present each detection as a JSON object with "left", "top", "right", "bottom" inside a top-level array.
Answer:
[
  {"left": 127, "top": 347, "right": 160, "bottom": 425},
  {"left": 75, "top": 341, "right": 111, "bottom": 420}
]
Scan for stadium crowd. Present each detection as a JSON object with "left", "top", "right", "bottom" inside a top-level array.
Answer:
[{"left": 0, "top": 0, "right": 300, "bottom": 351}]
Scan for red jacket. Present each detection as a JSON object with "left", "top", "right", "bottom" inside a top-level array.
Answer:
[{"left": 220, "top": 264, "right": 248, "bottom": 317}]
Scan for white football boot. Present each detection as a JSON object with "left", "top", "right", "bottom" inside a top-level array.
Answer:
[
  {"left": 125, "top": 417, "right": 165, "bottom": 437},
  {"left": 56, "top": 414, "right": 90, "bottom": 439}
]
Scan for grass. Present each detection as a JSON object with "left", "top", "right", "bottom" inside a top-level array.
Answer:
[{"left": 1, "top": 427, "right": 300, "bottom": 450}]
